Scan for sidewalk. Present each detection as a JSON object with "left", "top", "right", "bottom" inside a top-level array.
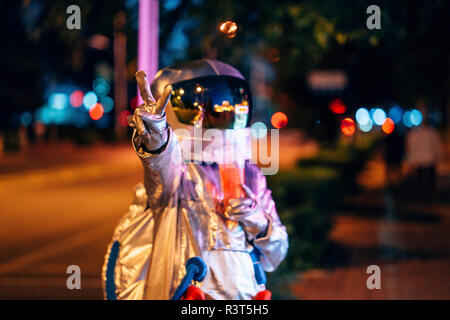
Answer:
[
  {"left": 0, "top": 142, "right": 135, "bottom": 175},
  {"left": 291, "top": 153, "right": 450, "bottom": 299}
]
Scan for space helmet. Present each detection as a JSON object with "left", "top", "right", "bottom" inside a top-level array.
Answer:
[{"left": 150, "top": 59, "right": 253, "bottom": 164}]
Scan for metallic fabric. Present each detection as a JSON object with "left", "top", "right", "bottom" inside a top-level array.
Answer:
[
  {"left": 102, "top": 61, "right": 288, "bottom": 300},
  {"left": 150, "top": 60, "right": 247, "bottom": 141},
  {"left": 102, "top": 130, "right": 288, "bottom": 300}
]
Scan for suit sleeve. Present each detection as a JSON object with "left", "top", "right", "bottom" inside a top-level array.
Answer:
[{"left": 132, "top": 125, "right": 183, "bottom": 213}]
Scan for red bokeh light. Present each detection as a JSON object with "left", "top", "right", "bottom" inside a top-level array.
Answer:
[
  {"left": 341, "top": 117, "right": 355, "bottom": 136},
  {"left": 130, "top": 96, "right": 139, "bottom": 110},
  {"left": 329, "top": 98, "right": 347, "bottom": 114},
  {"left": 271, "top": 112, "right": 288, "bottom": 129},
  {"left": 382, "top": 117, "right": 395, "bottom": 134},
  {"left": 70, "top": 90, "right": 84, "bottom": 108},
  {"left": 89, "top": 103, "right": 104, "bottom": 120},
  {"left": 119, "top": 110, "right": 131, "bottom": 127}
]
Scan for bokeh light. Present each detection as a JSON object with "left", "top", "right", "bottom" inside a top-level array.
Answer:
[
  {"left": 329, "top": 98, "right": 346, "bottom": 114},
  {"left": 355, "top": 107, "right": 370, "bottom": 125},
  {"left": 70, "top": 90, "right": 84, "bottom": 108},
  {"left": 341, "top": 117, "right": 355, "bottom": 136},
  {"left": 35, "top": 106, "right": 67, "bottom": 125},
  {"left": 83, "top": 91, "right": 98, "bottom": 110},
  {"left": 382, "top": 118, "right": 395, "bottom": 134},
  {"left": 34, "top": 107, "right": 50, "bottom": 125},
  {"left": 219, "top": 21, "right": 237, "bottom": 38},
  {"left": 89, "top": 103, "right": 104, "bottom": 120},
  {"left": 93, "top": 77, "right": 110, "bottom": 98},
  {"left": 118, "top": 110, "right": 131, "bottom": 127},
  {"left": 49, "top": 93, "right": 68, "bottom": 110},
  {"left": 271, "top": 112, "right": 288, "bottom": 129},
  {"left": 388, "top": 105, "right": 403, "bottom": 124},
  {"left": 358, "top": 118, "right": 373, "bottom": 132},
  {"left": 403, "top": 111, "right": 413, "bottom": 127},
  {"left": 100, "top": 96, "right": 114, "bottom": 113},
  {"left": 130, "top": 96, "right": 139, "bottom": 110},
  {"left": 410, "top": 109, "right": 423, "bottom": 126},
  {"left": 251, "top": 121, "right": 268, "bottom": 139},
  {"left": 372, "top": 108, "right": 386, "bottom": 125},
  {"left": 20, "top": 112, "right": 32, "bottom": 127},
  {"left": 119, "top": 110, "right": 131, "bottom": 127}
]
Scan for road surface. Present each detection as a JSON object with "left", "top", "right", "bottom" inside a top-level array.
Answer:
[{"left": 0, "top": 144, "right": 142, "bottom": 299}]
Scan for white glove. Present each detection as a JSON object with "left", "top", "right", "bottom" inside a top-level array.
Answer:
[
  {"left": 225, "top": 184, "right": 272, "bottom": 240},
  {"left": 127, "top": 71, "right": 172, "bottom": 153}
]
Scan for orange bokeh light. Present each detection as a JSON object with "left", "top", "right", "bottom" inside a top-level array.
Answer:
[
  {"left": 271, "top": 112, "right": 288, "bottom": 129},
  {"left": 89, "top": 103, "right": 104, "bottom": 120},
  {"left": 382, "top": 117, "right": 395, "bottom": 134},
  {"left": 219, "top": 21, "right": 237, "bottom": 38},
  {"left": 341, "top": 117, "right": 355, "bottom": 136}
]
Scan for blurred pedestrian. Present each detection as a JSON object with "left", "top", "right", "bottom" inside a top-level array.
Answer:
[
  {"left": 405, "top": 118, "right": 444, "bottom": 202},
  {"left": 384, "top": 129, "right": 405, "bottom": 188}
]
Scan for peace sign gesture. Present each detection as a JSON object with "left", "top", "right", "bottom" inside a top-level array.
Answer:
[{"left": 128, "top": 71, "right": 172, "bottom": 153}]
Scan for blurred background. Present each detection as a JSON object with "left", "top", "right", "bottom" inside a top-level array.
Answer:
[{"left": 0, "top": 0, "right": 448, "bottom": 299}]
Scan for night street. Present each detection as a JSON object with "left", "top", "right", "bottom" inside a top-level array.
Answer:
[
  {"left": 0, "top": 134, "right": 317, "bottom": 299},
  {"left": 0, "top": 144, "right": 140, "bottom": 299},
  {"left": 1, "top": 143, "right": 448, "bottom": 299},
  {"left": 1, "top": 0, "right": 448, "bottom": 305}
]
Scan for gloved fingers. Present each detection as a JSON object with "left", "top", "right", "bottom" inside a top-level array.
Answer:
[
  {"left": 240, "top": 184, "right": 257, "bottom": 203},
  {"left": 226, "top": 197, "right": 255, "bottom": 216},
  {"left": 228, "top": 197, "right": 254, "bottom": 209},
  {"left": 144, "top": 115, "right": 166, "bottom": 133},
  {"left": 133, "top": 110, "right": 146, "bottom": 135},
  {"left": 135, "top": 71, "right": 155, "bottom": 105},
  {"left": 128, "top": 112, "right": 147, "bottom": 136},
  {"left": 154, "top": 85, "right": 173, "bottom": 116},
  {"left": 226, "top": 204, "right": 252, "bottom": 216},
  {"left": 136, "top": 106, "right": 155, "bottom": 119},
  {"left": 143, "top": 134, "right": 153, "bottom": 152},
  {"left": 133, "top": 133, "right": 143, "bottom": 148},
  {"left": 133, "top": 131, "right": 153, "bottom": 153}
]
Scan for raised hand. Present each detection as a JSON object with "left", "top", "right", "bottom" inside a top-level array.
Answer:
[{"left": 128, "top": 71, "right": 172, "bottom": 153}]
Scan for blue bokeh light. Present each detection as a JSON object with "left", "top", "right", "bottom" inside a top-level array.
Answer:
[
  {"left": 355, "top": 108, "right": 370, "bottom": 125},
  {"left": 410, "top": 109, "right": 423, "bottom": 126},
  {"left": 251, "top": 121, "right": 268, "bottom": 139},
  {"left": 20, "top": 112, "right": 33, "bottom": 127},
  {"left": 35, "top": 106, "right": 51, "bottom": 125},
  {"left": 372, "top": 108, "right": 387, "bottom": 125},
  {"left": 93, "top": 77, "right": 110, "bottom": 98},
  {"left": 100, "top": 96, "right": 114, "bottom": 113},
  {"left": 358, "top": 119, "right": 373, "bottom": 132},
  {"left": 388, "top": 105, "right": 403, "bottom": 124},
  {"left": 83, "top": 91, "right": 98, "bottom": 110},
  {"left": 49, "top": 93, "right": 68, "bottom": 110},
  {"left": 403, "top": 111, "right": 413, "bottom": 127}
]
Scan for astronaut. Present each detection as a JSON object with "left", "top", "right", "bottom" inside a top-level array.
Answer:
[{"left": 102, "top": 59, "right": 288, "bottom": 300}]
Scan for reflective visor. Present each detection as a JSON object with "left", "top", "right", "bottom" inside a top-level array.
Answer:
[{"left": 170, "top": 75, "right": 252, "bottom": 129}]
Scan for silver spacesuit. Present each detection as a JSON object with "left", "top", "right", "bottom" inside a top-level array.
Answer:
[{"left": 102, "top": 59, "right": 288, "bottom": 300}]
